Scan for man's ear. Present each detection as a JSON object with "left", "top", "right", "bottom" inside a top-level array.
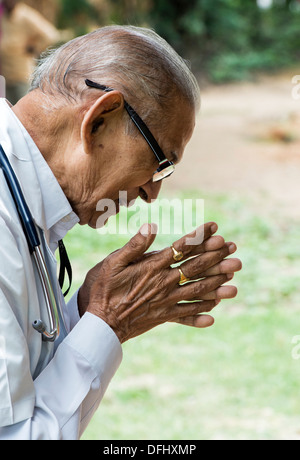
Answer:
[{"left": 81, "top": 91, "right": 124, "bottom": 155}]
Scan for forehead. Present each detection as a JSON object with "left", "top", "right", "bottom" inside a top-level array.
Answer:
[{"left": 161, "top": 101, "right": 196, "bottom": 164}]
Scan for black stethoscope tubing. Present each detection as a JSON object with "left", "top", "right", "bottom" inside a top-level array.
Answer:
[{"left": 0, "top": 144, "right": 60, "bottom": 341}]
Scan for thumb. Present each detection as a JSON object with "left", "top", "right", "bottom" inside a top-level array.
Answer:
[{"left": 117, "top": 223, "right": 158, "bottom": 267}]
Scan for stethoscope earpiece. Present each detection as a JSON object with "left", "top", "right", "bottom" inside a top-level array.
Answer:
[{"left": 33, "top": 319, "right": 46, "bottom": 334}]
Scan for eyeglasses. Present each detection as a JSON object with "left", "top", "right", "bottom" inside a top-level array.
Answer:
[{"left": 85, "top": 79, "right": 175, "bottom": 182}]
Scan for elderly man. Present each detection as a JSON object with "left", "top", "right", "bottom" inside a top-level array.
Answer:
[{"left": 0, "top": 26, "right": 241, "bottom": 440}]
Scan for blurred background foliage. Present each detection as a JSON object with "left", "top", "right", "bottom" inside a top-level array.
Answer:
[{"left": 35, "top": 0, "right": 300, "bottom": 83}]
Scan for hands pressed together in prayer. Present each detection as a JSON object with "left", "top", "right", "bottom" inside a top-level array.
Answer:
[{"left": 78, "top": 222, "right": 242, "bottom": 343}]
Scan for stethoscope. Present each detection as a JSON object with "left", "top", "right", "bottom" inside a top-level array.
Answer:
[{"left": 0, "top": 144, "right": 62, "bottom": 342}]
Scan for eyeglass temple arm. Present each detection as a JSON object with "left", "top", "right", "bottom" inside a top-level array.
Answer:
[
  {"left": 85, "top": 79, "right": 168, "bottom": 164},
  {"left": 123, "top": 102, "right": 166, "bottom": 164}
]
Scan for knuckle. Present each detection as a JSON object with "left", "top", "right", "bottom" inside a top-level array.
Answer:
[
  {"left": 206, "top": 301, "right": 217, "bottom": 312},
  {"left": 128, "top": 237, "right": 140, "bottom": 251},
  {"left": 217, "top": 248, "right": 226, "bottom": 258},
  {"left": 155, "top": 270, "right": 170, "bottom": 294},
  {"left": 192, "top": 281, "right": 205, "bottom": 296}
]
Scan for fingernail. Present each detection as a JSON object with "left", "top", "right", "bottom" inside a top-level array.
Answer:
[
  {"left": 140, "top": 223, "right": 150, "bottom": 236},
  {"left": 140, "top": 223, "right": 158, "bottom": 236},
  {"left": 229, "top": 243, "right": 236, "bottom": 254},
  {"left": 211, "top": 223, "right": 218, "bottom": 234},
  {"left": 150, "top": 223, "right": 158, "bottom": 235}
]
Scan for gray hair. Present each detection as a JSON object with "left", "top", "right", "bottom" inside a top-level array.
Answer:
[{"left": 30, "top": 25, "right": 200, "bottom": 132}]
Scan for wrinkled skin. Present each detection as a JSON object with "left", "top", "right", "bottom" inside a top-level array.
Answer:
[
  {"left": 79, "top": 222, "right": 242, "bottom": 343},
  {"left": 13, "top": 85, "right": 242, "bottom": 344}
]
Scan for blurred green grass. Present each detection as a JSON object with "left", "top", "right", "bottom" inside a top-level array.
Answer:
[{"left": 63, "top": 190, "right": 300, "bottom": 440}]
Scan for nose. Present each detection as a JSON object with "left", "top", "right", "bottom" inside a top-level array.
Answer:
[{"left": 139, "top": 179, "right": 162, "bottom": 203}]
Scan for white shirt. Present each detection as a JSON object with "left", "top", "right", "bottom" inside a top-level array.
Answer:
[{"left": 0, "top": 99, "right": 123, "bottom": 440}]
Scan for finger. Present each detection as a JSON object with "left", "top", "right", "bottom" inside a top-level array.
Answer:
[
  {"left": 202, "top": 235, "right": 226, "bottom": 252},
  {"left": 132, "top": 235, "right": 223, "bottom": 266},
  {"left": 201, "top": 285, "right": 238, "bottom": 300},
  {"left": 169, "top": 243, "right": 236, "bottom": 284},
  {"left": 171, "top": 274, "right": 231, "bottom": 303},
  {"left": 199, "top": 258, "right": 242, "bottom": 278},
  {"left": 153, "top": 222, "right": 219, "bottom": 268},
  {"left": 169, "top": 299, "right": 219, "bottom": 324},
  {"left": 115, "top": 223, "right": 158, "bottom": 267},
  {"left": 176, "top": 299, "right": 219, "bottom": 315},
  {"left": 170, "top": 314, "right": 215, "bottom": 328}
]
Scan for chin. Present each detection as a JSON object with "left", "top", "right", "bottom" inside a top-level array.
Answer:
[
  {"left": 77, "top": 213, "right": 97, "bottom": 229},
  {"left": 87, "top": 214, "right": 100, "bottom": 229},
  {"left": 88, "top": 221, "right": 97, "bottom": 230},
  {"left": 89, "top": 205, "right": 120, "bottom": 230}
]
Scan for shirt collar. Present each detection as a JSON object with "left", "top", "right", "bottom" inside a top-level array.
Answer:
[{"left": 0, "top": 98, "right": 79, "bottom": 248}]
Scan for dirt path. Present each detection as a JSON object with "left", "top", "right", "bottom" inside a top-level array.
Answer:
[{"left": 164, "top": 70, "right": 300, "bottom": 219}]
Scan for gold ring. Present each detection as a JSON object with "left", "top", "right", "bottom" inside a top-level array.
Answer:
[
  {"left": 171, "top": 246, "right": 184, "bottom": 262},
  {"left": 178, "top": 268, "right": 190, "bottom": 285}
]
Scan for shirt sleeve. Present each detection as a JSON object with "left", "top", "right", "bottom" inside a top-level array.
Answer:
[
  {"left": 0, "top": 184, "right": 122, "bottom": 440},
  {"left": 0, "top": 313, "right": 122, "bottom": 440}
]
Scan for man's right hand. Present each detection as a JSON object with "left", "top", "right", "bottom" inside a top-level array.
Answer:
[{"left": 79, "top": 222, "right": 242, "bottom": 343}]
